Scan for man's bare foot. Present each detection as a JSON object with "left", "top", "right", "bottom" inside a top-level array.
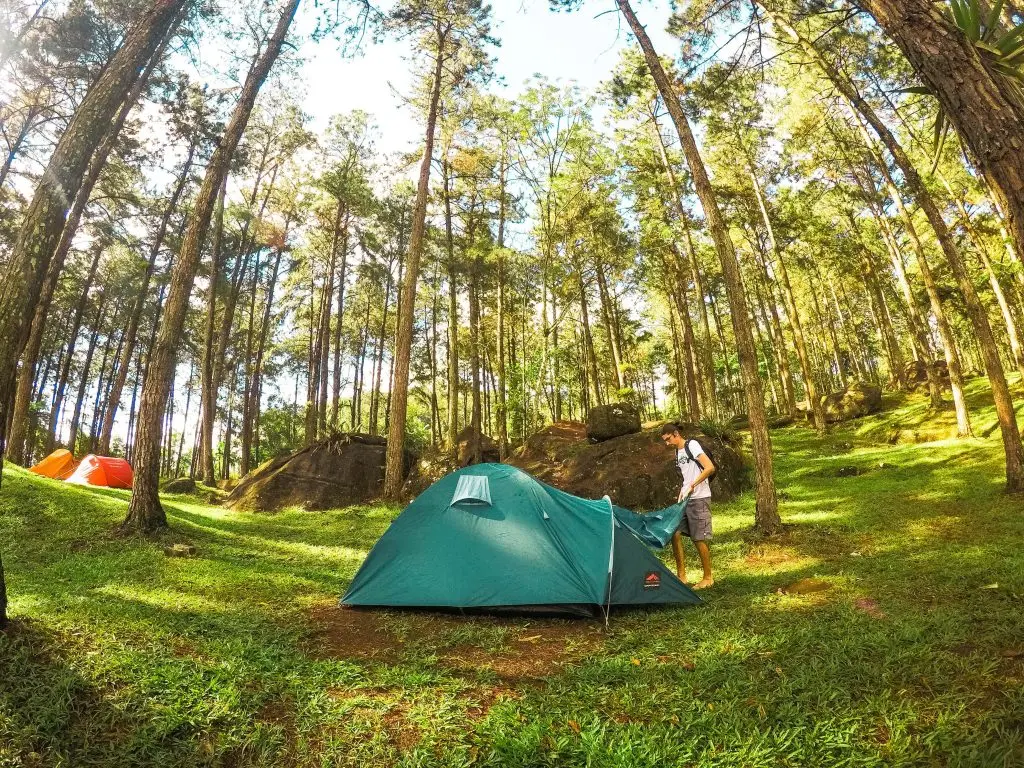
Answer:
[
  {"left": 677, "top": 572, "right": 688, "bottom": 584},
  {"left": 693, "top": 578, "right": 714, "bottom": 590}
]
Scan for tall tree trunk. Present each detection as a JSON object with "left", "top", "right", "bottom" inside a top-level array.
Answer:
[
  {"left": 769, "top": 2, "right": 1023, "bottom": 489},
  {"left": 619, "top": 0, "right": 779, "bottom": 531},
  {"left": 746, "top": 160, "right": 823, "bottom": 429},
  {"left": 198, "top": 176, "right": 227, "bottom": 483},
  {"left": 596, "top": 262, "right": 625, "bottom": 393},
  {"left": 90, "top": 320, "right": 123, "bottom": 452},
  {"left": 6, "top": 39, "right": 172, "bottom": 465},
  {"left": 383, "top": 26, "right": 446, "bottom": 495},
  {"left": 99, "top": 143, "right": 195, "bottom": 455},
  {"left": 953, "top": 197, "right": 1024, "bottom": 383},
  {"left": 67, "top": 295, "right": 107, "bottom": 455},
  {"left": 858, "top": 235, "right": 908, "bottom": 390},
  {"left": 122, "top": 0, "right": 300, "bottom": 532},
  {"left": 43, "top": 245, "right": 104, "bottom": 452},
  {"left": 331, "top": 209, "right": 350, "bottom": 430},
  {"left": 854, "top": 166, "right": 945, "bottom": 402},
  {"left": 0, "top": 0, "right": 187, "bottom": 465},
  {"left": 852, "top": 118, "right": 974, "bottom": 434}
]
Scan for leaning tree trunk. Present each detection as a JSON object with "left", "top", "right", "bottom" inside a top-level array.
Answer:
[
  {"left": 618, "top": 0, "right": 780, "bottom": 532},
  {"left": 858, "top": 0, "right": 1024, "bottom": 264},
  {"left": 383, "top": 30, "right": 446, "bottom": 497},
  {"left": 769, "top": 2, "right": 1024, "bottom": 491},
  {"left": 0, "top": 0, "right": 188, "bottom": 464},
  {"left": 122, "top": 0, "right": 300, "bottom": 533},
  {"left": 12, "top": 26, "right": 173, "bottom": 463}
]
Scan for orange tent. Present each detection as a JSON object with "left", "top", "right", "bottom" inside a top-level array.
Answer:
[
  {"left": 29, "top": 449, "right": 79, "bottom": 480},
  {"left": 65, "top": 455, "right": 134, "bottom": 489}
]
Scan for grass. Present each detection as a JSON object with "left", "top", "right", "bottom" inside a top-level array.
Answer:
[{"left": 1, "top": 377, "right": 1023, "bottom": 767}]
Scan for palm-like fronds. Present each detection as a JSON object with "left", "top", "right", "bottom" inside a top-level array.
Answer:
[{"left": 901, "top": 0, "right": 1024, "bottom": 171}]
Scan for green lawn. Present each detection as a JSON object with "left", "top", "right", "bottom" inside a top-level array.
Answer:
[{"left": 2, "top": 379, "right": 1023, "bottom": 767}]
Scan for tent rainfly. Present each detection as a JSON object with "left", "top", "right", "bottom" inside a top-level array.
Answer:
[
  {"left": 29, "top": 449, "right": 79, "bottom": 480},
  {"left": 65, "top": 455, "right": 134, "bottom": 489},
  {"left": 342, "top": 463, "right": 701, "bottom": 619}
]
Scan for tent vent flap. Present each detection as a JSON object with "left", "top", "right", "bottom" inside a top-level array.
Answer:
[{"left": 450, "top": 474, "right": 492, "bottom": 506}]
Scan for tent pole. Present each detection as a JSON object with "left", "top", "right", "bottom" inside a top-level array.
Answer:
[{"left": 603, "top": 495, "right": 615, "bottom": 628}]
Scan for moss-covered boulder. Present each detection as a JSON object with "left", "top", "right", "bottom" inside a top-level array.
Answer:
[
  {"left": 586, "top": 403, "right": 641, "bottom": 442},
  {"left": 162, "top": 477, "right": 196, "bottom": 494},
  {"left": 224, "top": 434, "right": 414, "bottom": 512},
  {"left": 510, "top": 421, "right": 749, "bottom": 511},
  {"left": 823, "top": 381, "right": 883, "bottom": 423}
]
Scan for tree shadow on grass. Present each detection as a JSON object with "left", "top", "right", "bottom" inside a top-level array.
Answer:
[{"left": 0, "top": 620, "right": 212, "bottom": 767}]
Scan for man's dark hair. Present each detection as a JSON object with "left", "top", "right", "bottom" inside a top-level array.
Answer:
[{"left": 660, "top": 423, "right": 681, "bottom": 437}]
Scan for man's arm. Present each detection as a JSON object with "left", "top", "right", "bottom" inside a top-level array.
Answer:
[{"left": 684, "top": 453, "right": 715, "bottom": 497}]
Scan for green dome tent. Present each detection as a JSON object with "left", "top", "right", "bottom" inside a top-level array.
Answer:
[{"left": 342, "top": 463, "right": 701, "bottom": 619}]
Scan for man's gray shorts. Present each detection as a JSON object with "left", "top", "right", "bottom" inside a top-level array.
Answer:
[{"left": 681, "top": 498, "right": 712, "bottom": 541}]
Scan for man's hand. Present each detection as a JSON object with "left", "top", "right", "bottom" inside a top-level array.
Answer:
[{"left": 678, "top": 485, "right": 691, "bottom": 503}]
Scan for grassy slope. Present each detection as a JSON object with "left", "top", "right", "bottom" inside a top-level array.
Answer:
[{"left": 1, "top": 378, "right": 1022, "bottom": 767}]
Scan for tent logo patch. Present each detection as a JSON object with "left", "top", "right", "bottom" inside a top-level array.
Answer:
[{"left": 644, "top": 572, "right": 661, "bottom": 589}]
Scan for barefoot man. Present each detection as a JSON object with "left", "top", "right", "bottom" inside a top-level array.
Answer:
[{"left": 660, "top": 424, "right": 715, "bottom": 589}]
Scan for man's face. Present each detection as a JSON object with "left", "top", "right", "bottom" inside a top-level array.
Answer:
[{"left": 661, "top": 432, "right": 682, "bottom": 450}]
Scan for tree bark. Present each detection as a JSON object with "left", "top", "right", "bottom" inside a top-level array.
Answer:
[
  {"left": 0, "top": 0, "right": 188, "bottom": 467},
  {"left": 67, "top": 295, "right": 107, "bottom": 454},
  {"left": 198, "top": 177, "right": 227, "bottom": 483},
  {"left": 618, "top": 0, "right": 779, "bottom": 531},
  {"left": 122, "top": 0, "right": 300, "bottom": 533},
  {"left": 383, "top": 25, "right": 447, "bottom": 496},
  {"left": 445, "top": 180, "right": 460, "bottom": 450}
]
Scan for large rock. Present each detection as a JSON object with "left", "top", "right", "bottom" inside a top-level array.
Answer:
[
  {"left": 823, "top": 381, "right": 883, "bottom": 423},
  {"left": 223, "top": 433, "right": 414, "bottom": 512},
  {"left": 511, "top": 421, "right": 749, "bottom": 511},
  {"left": 586, "top": 403, "right": 641, "bottom": 442},
  {"left": 905, "top": 360, "right": 951, "bottom": 391},
  {"left": 455, "top": 426, "right": 500, "bottom": 467},
  {"left": 402, "top": 450, "right": 462, "bottom": 499},
  {"left": 162, "top": 477, "right": 197, "bottom": 494}
]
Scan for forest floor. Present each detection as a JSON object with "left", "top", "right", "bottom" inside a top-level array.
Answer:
[{"left": 1, "top": 377, "right": 1023, "bottom": 767}]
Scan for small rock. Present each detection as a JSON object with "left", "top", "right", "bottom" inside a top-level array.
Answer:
[
  {"left": 877, "top": 462, "right": 897, "bottom": 470},
  {"left": 164, "top": 544, "right": 197, "bottom": 558},
  {"left": 836, "top": 466, "right": 861, "bottom": 477},
  {"left": 780, "top": 578, "right": 832, "bottom": 595}
]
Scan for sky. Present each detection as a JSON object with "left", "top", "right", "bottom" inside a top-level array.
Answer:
[{"left": 297, "top": 0, "right": 677, "bottom": 153}]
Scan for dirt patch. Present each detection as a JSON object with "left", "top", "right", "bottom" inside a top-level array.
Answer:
[
  {"left": 253, "top": 697, "right": 299, "bottom": 765},
  {"left": 441, "top": 622, "right": 605, "bottom": 681},
  {"left": 383, "top": 703, "right": 421, "bottom": 752},
  {"left": 305, "top": 604, "right": 605, "bottom": 679},
  {"left": 304, "top": 604, "right": 406, "bottom": 662}
]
